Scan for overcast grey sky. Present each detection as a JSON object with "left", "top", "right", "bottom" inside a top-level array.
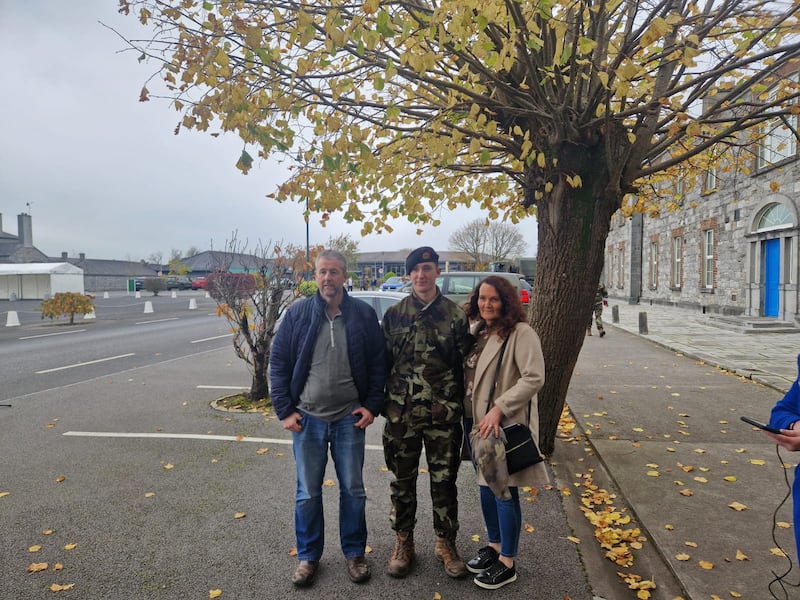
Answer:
[{"left": 0, "top": 1, "right": 535, "bottom": 262}]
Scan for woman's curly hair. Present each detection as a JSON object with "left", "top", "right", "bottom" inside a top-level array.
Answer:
[{"left": 464, "top": 275, "right": 526, "bottom": 340}]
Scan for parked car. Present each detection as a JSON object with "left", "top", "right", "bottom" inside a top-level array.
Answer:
[
  {"left": 166, "top": 276, "right": 192, "bottom": 290},
  {"left": 435, "top": 271, "right": 532, "bottom": 307},
  {"left": 191, "top": 276, "right": 208, "bottom": 290},
  {"left": 349, "top": 291, "right": 407, "bottom": 325},
  {"left": 380, "top": 276, "right": 406, "bottom": 291}
]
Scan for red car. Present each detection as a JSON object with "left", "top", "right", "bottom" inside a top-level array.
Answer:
[{"left": 191, "top": 276, "right": 207, "bottom": 290}]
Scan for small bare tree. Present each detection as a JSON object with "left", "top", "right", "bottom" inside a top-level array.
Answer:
[
  {"left": 449, "top": 219, "right": 527, "bottom": 269},
  {"left": 207, "top": 234, "right": 295, "bottom": 402},
  {"left": 486, "top": 222, "right": 528, "bottom": 266},
  {"left": 448, "top": 219, "right": 489, "bottom": 269}
]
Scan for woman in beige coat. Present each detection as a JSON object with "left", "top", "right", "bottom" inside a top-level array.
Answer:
[{"left": 462, "top": 275, "right": 548, "bottom": 590}]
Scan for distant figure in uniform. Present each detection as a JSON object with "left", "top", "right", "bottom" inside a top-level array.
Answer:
[{"left": 587, "top": 283, "right": 608, "bottom": 337}]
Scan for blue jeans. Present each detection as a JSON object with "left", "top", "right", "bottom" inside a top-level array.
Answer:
[
  {"left": 293, "top": 412, "right": 367, "bottom": 561},
  {"left": 479, "top": 485, "right": 521, "bottom": 558}
]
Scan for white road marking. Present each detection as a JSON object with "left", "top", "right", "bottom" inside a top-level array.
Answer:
[
  {"left": 191, "top": 334, "right": 234, "bottom": 344},
  {"left": 36, "top": 353, "right": 136, "bottom": 374},
  {"left": 197, "top": 385, "right": 249, "bottom": 390},
  {"left": 136, "top": 317, "right": 180, "bottom": 325},
  {"left": 62, "top": 431, "right": 383, "bottom": 451},
  {"left": 19, "top": 329, "right": 87, "bottom": 340}
]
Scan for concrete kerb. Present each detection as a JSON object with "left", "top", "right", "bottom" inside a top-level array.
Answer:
[{"left": 5, "top": 310, "right": 20, "bottom": 326}]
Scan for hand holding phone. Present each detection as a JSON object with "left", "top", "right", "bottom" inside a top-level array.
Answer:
[{"left": 740, "top": 416, "right": 782, "bottom": 435}]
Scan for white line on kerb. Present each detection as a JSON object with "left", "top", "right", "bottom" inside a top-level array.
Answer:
[
  {"left": 36, "top": 353, "right": 136, "bottom": 374},
  {"left": 20, "top": 329, "right": 87, "bottom": 340},
  {"left": 191, "top": 334, "right": 234, "bottom": 344},
  {"left": 62, "top": 431, "right": 383, "bottom": 451},
  {"left": 197, "top": 385, "right": 249, "bottom": 390}
]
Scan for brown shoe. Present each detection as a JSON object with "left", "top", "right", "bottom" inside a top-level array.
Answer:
[
  {"left": 291, "top": 560, "right": 319, "bottom": 587},
  {"left": 387, "top": 531, "right": 415, "bottom": 578},
  {"left": 435, "top": 535, "right": 467, "bottom": 578},
  {"left": 346, "top": 555, "right": 370, "bottom": 583}
]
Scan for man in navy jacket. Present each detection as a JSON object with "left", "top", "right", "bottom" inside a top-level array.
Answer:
[{"left": 270, "top": 249, "right": 386, "bottom": 587}]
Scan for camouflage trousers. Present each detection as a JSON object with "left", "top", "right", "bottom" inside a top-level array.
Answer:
[
  {"left": 588, "top": 305, "right": 604, "bottom": 333},
  {"left": 383, "top": 420, "right": 463, "bottom": 537}
]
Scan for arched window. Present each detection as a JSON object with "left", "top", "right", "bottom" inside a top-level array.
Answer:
[{"left": 756, "top": 203, "right": 793, "bottom": 231}]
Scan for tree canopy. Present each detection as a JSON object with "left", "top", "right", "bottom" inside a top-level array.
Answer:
[{"left": 119, "top": 0, "right": 800, "bottom": 453}]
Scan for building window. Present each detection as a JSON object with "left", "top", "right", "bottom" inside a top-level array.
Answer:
[
  {"left": 756, "top": 203, "right": 793, "bottom": 231},
  {"left": 704, "top": 168, "right": 717, "bottom": 193},
  {"left": 756, "top": 76, "right": 799, "bottom": 170},
  {"left": 671, "top": 236, "right": 682, "bottom": 288},
  {"left": 616, "top": 246, "right": 625, "bottom": 288},
  {"left": 649, "top": 241, "right": 658, "bottom": 289},
  {"left": 702, "top": 229, "right": 715, "bottom": 289}
]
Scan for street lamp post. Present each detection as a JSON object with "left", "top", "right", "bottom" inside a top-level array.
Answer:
[{"left": 305, "top": 197, "right": 310, "bottom": 281}]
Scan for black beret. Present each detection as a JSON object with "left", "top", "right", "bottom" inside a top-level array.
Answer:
[{"left": 405, "top": 246, "right": 439, "bottom": 273}]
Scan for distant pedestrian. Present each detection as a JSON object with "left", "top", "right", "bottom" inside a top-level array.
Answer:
[
  {"left": 587, "top": 283, "right": 608, "bottom": 337},
  {"left": 269, "top": 249, "right": 386, "bottom": 587},
  {"left": 382, "top": 246, "right": 472, "bottom": 579},
  {"left": 347, "top": 276, "right": 354, "bottom": 291},
  {"left": 763, "top": 354, "right": 800, "bottom": 559}
]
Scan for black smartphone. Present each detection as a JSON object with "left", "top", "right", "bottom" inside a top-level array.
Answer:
[{"left": 740, "top": 416, "right": 782, "bottom": 435}]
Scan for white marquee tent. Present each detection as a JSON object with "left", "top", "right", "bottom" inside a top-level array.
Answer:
[{"left": 0, "top": 263, "right": 85, "bottom": 300}]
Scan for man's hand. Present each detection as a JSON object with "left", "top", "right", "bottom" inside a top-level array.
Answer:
[
  {"left": 764, "top": 427, "right": 800, "bottom": 451},
  {"left": 281, "top": 412, "right": 303, "bottom": 433},
  {"left": 352, "top": 406, "right": 375, "bottom": 429}
]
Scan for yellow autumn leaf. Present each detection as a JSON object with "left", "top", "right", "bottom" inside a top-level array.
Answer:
[
  {"left": 735, "top": 549, "right": 749, "bottom": 560},
  {"left": 323, "top": 479, "right": 336, "bottom": 486},
  {"left": 256, "top": 448, "right": 269, "bottom": 455},
  {"left": 29, "top": 545, "right": 42, "bottom": 553},
  {"left": 0, "top": 491, "right": 9, "bottom": 498},
  {"left": 524, "top": 523, "right": 535, "bottom": 532},
  {"left": 679, "top": 489, "right": 693, "bottom": 496},
  {"left": 723, "top": 476, "right": 737, "bottom": 482},
  {"left": 43, "top": 530, "right": 54, "bottom": 535},
  {"left": 471, "top": 534, "right": 481, "bottom": 541},
  {"left": 288, "top": 548, "right": 297, "bottom": 556},
  {"left": 777, "top": 521, "right": 791, "bottom": 529},
  {"left": 209, "top": 590, "right": 222, "bottom": 598},
  {"left": 646, "top": 471, "right": 660, "bottom": 477},
  {"left": 698, "top": 560, "right": 714, "bottom": 569},
  {"left": 234, "top": 512, "right": 246, "bottom": 519},
  {"left": 728, "top": 501, "right": 748, "bottom": 511},
  {"left": 52, "top": 563, "right": 63, "bottom": 571},
  {"left": 771, "top": 547, "right": 788, "bottom": 557},
  {"left": 693, "top": 476, "right": 708, "bottom": 483},
  {"left": 163, "top": 463, "right": 174, "bottom": 470},
  {"left": 664, "top": 524, "right": 674, "bottom": 530},
  {"left": 632, "top": 427, "right": 644, "bottom": 432},
  {"left": 55, "top": 476, "right": 66, "bottom": 483},
  {"left": 750, "top": 459, "right": 766, "bottom": 465},
  {"left": 567, "top": 536, "right": 581, "bottom": 544},
  {"left": 27, "top": 562, "right": 49, "bottom": 573},
  {"left": 433, "top": 593, "right": 442, "bottom": 600},
  {"left": 64, "top": 543, "right": 78, "bottom": 551},
  {"left": 145, "top": 492, "right": 155, "bottom": 498},
  {"left": 685, "top": 541, "right": 698, "bottom": 548},
  {"left": 365, "top": 545, "right": 373, "bottom": 554},
  {"left": 730, "top": 592, "right": 742, "bottom": 598},
  {"left": 50, "top": 583, "right": 75, "bottom": 592},
  {"left": 675, "top": 552, "right": 691, "bottom": 561}
]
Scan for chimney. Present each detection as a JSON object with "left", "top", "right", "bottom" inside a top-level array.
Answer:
[
  {"left": 79, "top": 253, "right": 85, "bottom": 261},
  {"left": 18, "top": 213, "right": 33, "bottom": 247},
  {"left": 61, "top": 252, "right": 68, "bottom": 259}
]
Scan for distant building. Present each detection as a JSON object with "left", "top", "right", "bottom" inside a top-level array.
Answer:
[{"left": 0, "top": 213, "right": 49, "bottom": 263}]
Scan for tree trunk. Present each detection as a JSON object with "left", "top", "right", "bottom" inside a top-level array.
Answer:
[
  {"left": 249, "top": 341, "right": 270, "bottom": 402},
  {"left": 528, "top": 159, "right": 617, "bottom": 456}
]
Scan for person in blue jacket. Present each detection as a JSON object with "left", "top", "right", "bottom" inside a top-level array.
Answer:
[
  {"left": 765, "top": 354, "right": 800, "bottom": 559},
  {"left": 269, "top": 249, "right": 386, "bottom": 588}
]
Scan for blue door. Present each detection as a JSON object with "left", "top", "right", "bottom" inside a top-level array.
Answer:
[{"left": 764, "top": 238, "right": 780, "bottom": 317}]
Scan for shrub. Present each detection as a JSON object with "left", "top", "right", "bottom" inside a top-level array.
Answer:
[
  {"left": 206, "top": 272, "right": 257, "bottom": 301},
  {"left": 297, "top": 280, "right": 318, "bottom": 297},
  {"left": 41, "top": 292, "right": 95, "bottom": 325},
  {"left": 143, "top": 277, "right": 166, "bottom": 295},
  {"left": 383, "top": 271, "right": 397, "bottom": 282}
]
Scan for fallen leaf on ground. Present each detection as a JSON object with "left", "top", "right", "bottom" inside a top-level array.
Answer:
[
  {"left": 675, "top": 553, "right": 690, "bottom": 561},
  {"left": 323, "top": 479, "right": 335, "bottom": 486},
  {"left": 771, "top": 548, "right": 788, "bottom": 557},
  {"left": 27, "top": 562, "right": 49, "bottom": 573},
  {"left": 64, "top": 543, "right": 78, "bottom": 551},
  {"left": 28, "top": 545, "right": 42, "bottom": 553},
  {"left": 163, "top": 463, "right": 174, "bottom": 470},
  {"left": 698, "top": 560, "right": 714, "bottom": 570},
  {"left": 209, "top": 590, "right": 222, "bottom": 598},
  {"left": 49, "top": 583, "right": 75, "bottom": 592},
  {"left": 728, "top": 501, "right": 748, "bottom": 511},
  {"left": 234, "top": 512, "right": 246, "bottom": 519},
  {"left": 55, "top": 476, "right": 66, "bottom": 483},
  {"left": 736, "top": 549, "right": 749, "bottom": 560}
]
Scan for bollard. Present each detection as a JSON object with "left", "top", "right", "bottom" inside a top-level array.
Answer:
[
  {"left": 103, "top": 291, "right": 109, "bottom": 299},
  {"left": 205, "top": 292, "right": 210, "bottom": 299},
  {"left": 135, "top": 291, "right": 141, "bottom": 299},
  {"left": 144, "top": 301, "right": 154, "bottom": 314},
  {"left": 171, "top": 291, "right": 177, "bottom": 299},
  {"left": 188, "top": 298, "right": 197, "bottom": 310},
  {"left": 5, "top": 311, "right": 20, "bottom": 327},
  {"left": 84, "top": 309, "right": 96, "bottom": 320},
  {"left": 638, "top": 311, "right": 649, "bottom": 335},
  {"left": 9, "top": 292, "right": 17, "bottom": 302},
  {"left": 612, "top": 304, "right": 619, "bottom": 323}
]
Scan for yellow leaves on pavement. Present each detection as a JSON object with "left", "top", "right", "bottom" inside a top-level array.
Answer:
[
  {"left": 27, "top": 562, "right": 49, "bottom": 573},
  {"left": 723, "top": 476, "right": 737, "bottom": 482},
  {"left": 728, "top": 501, "right": 748, "bottom": 512},
  {"left": 685, "top": 541, "right": 698, "bottom": 548},
  {"left": 736, "top": 549, "right": 749, "bottom": 561},
  {"left": 144, "top": 492, "right": 155, "bottom": 498},
  {"left": 471, "top": 534, "right": 481, "bottom": 542},
  {"left": 234, "top": 512, "right": 246, "bottom": 519},
  {"left": 771, "top": 548, "right": 788, "bottom": 557},
  {"left": 698, "top": 560, "right": 714, "bottom": 570},
  {"left": 749, "top": 459, "right": 766, "bottom": 466},
  {"left": 64, "top": 543, "right": 78, "bottom": 551},
  {"left": 675, "top": 552, "right": 691, "bottom": 561},
  {"left": 163, "top": 463, "right": 175, "bottom": 470},
  {"left": 323, "top": 479, "right": 335, "bottom": 486},
  {"left": 55, "top": 476, "right": 66, "bottom": 483},
  {"left": 433, "top": 593, "right": 442, "bottom": 600},
  {"left": 29, "top": 545, "right": 42, "bottom": 553},
  {"left": 256, "top": 448, "right": 269, "bottom": 455},
  {"left": 209, "top": 590, "right": 222, "bottom": 598},
  {"left": 43, "top": 530, "right": 54, "bottom": 535},
  {"left": 524, "top": 523, "right": 535, "bottom": 533},
  {"left": 288, "top": 548, "right": 298, "bottom": 556},
  {"left": 0, "top": 491, "right": 9, "bottom": 498},
  {"left": 50, "top": 583, "right": 75, "bottom": 592}
]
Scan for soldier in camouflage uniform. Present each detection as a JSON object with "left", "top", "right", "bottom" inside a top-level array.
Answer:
[
  {"left": 382, "top": 246, "right": 473, "bottom": 579},
  {"left": 587, "top": 282, "right": 608, "bottom": 337}
]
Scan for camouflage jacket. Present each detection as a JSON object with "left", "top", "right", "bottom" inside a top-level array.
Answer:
[{"left": 382, "top": 289, "right": 472, "bottom": 426}]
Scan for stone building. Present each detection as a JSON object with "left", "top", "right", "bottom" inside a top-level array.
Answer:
[{"left": 605, "top": 130, "right": 799, "bottom": 325}]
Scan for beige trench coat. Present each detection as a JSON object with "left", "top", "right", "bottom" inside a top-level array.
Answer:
[{"left": 470, "top": 321, "right": 550, "bottom": 488}]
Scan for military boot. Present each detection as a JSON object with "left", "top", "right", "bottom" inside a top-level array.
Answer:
[
  {"left": 435, "top": 535, "right": 468, "bottom": 578},
  {"left": 387, "top": 531, "right": 415, "bottom": 578}
]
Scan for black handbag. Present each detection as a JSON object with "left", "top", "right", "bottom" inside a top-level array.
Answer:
[{"left": 486, "top": 338, "right": 544, "bottom": 474}]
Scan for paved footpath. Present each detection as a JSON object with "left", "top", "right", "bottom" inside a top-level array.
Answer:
[{"left": 558, "top": 302, "right": 800, "bottom": 600}]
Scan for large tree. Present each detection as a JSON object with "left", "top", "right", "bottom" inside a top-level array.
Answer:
[{"left": 119, "top": 0, "right": 800, "bottom": 454}]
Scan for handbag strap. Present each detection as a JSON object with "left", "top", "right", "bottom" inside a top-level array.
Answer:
[{"left": 485, "top": 337, "right": 509, "bottom": 415}]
